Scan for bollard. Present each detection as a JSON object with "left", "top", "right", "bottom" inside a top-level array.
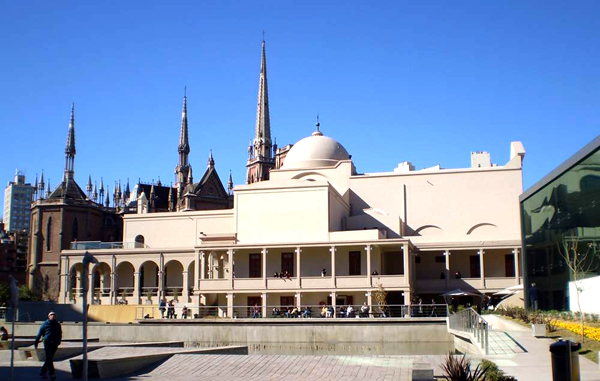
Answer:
[{"left": 549, "top": 339, "right": 581, "bottom": 381}]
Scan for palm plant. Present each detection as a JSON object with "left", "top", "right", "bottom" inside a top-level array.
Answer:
[{"left": 441, "top": 354, "right": 488, "bottom": 381}]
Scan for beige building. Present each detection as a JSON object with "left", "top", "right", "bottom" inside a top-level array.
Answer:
[
  {"left": 59, "top": 40, "right": 526, "bottom": 317},
  {"left": 60, "top": 128, "right": 525, "bottom": 315}
]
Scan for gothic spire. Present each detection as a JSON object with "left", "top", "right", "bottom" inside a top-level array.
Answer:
[
  {"left": 227, "top": 171, "right": 233, "bottom": 195},
  {"left": 208, "top": 150, "right": 214, "bottom": 169},
  {"left": 64, "top": 103, "right": 76, "bottom": 181},
  {"left": 93, "top": 182, "right": 98, "bottom": 202},
  {"left": 178, "top": 88, "right": 190, "bottom": 157},
  {"left": 46, "top": 180, "right": 51, "bottom": 198},
  {"left": 105, "top": 185, "right": 110, "bottom": 208},
  {"left": 253, "top": 37, "right": 272, "bottom": 160},
  {"left": 87, "top": 175, "right": 93, "bottom": 194}
]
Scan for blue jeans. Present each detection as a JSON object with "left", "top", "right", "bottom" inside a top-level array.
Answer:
[{"left": 42, "top": 341, "right": 59, "bottom": 376}]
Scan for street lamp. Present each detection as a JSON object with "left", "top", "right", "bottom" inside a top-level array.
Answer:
[{"left": 81, "top": 251, "right": 98, "bottom": 381}]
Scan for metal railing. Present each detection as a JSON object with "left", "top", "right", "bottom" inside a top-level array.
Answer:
[
  {"left": 135, "top": 304, "right": 448, "bottom": 320},
  {"left": 448, "top": 307, "right": 489, "bottom": 355},
  {"left": 70, "top": 241, "right": 148, "bottom": 250}
]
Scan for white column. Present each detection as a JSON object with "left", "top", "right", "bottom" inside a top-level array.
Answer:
[
  {"left": 133, "top": 272, "right": 140, "bottom": 304},
  {"left": 228, "top": 249, "right": 234, "bottom": 289},
  {"left": 226, "top": 293, "right": 234, "bottom": 318},
  {"left": 366, "top": 292, "right": 373, "bottom": 318},
  {"left": 479, "top": 249, "right": 485, "bottom": 288},
  {"left": 404, "top": 290, "right": 411, "bottom": 317},
  {"left": 330, "top": 246, "right": 336, "bottom": 288},
  {"left": 111, "top": 255, "right": 117, "bottom": 304},
  {"left": 366, "top": 245, "right": 372, "bottom": 287},
  {"left": 262, "top": 248, "right": 267, "bottom": 288},
  {"left": 87, "top": 269, "right": 95, "bottom": 305},
  {"left": 295, "top": 247, "right": 301, "bottom": 284},
  {"left": 158, "top": 253, "right": 165, "bottom": 301},
  {"left": 200, "top": 251, "right": 206, "bottom": 280},
  {"left": 331, "top": 291, "right": 337, "bottom": 318},
  {"left": 403, "top": 243, "right": 410, "bottom": 286},
  {"left": 445, "top": 250, "right": 450, "bottom": 289},
  {"left": 261, "top": 293, "right": 268, "bottom": 318},
  {"left": 296, "top": 292, "right": 302, "bottom": 310},
  {"left": 194, "top": 251, "right": 200, "bottom": 289},
  {"left": 182, "top": 271, "right": 189, "bottom": 302},
  {"left": 62, "top": 256, "right": 70, "bottom": 303},
  {"left": 513, "top": 248, "right": 520, "bottom": 283}
]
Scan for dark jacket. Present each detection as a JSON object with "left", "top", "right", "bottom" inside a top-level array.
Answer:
[{"left": 35, "top": 319, "right": 62, "bottom": 346}]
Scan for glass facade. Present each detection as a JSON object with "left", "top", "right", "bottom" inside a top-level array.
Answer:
[{"left": 521, "top": 144, "right": 600, "bottom": 310}]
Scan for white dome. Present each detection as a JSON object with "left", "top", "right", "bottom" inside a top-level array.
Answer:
[{"left": 282, "top": 131, "right": 350, "bottom": 169}]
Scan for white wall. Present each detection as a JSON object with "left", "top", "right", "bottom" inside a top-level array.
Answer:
[
  {"left": 569, "top": 275, "right": 600, "bottom": 314},
  {"left": 235, "top": 182, "right": 330, "bottom": 244},
  {"left": 349, "top": 167, "right": 523, "bottom": 243}
]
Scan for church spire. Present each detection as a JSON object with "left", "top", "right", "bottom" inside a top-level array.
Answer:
[
  {"left": 175, "top": 89, "right": 192, "bottom": 188},
  {"left": 246, "top": 37, "right": 275, "bottom": 184},
  {"left": 208, "top": 150, "right": 214, "bottom": 169},
  {"left": 253, "top": 37, "right": 272, "bottom": 160},
  {"left": 64, "top": 103, "right": 76, "bottom": 181},
  {"left": 227, "top": 171, "right": 234, "bottom": 195}
]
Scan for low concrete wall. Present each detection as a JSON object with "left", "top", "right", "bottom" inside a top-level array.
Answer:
[{"left": 11, "top": 320, "right": 452, "bottom": 346}]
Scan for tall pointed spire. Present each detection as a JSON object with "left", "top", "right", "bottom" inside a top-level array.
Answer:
[
  {"left": 87, "top": 175, "right": 93, "bottom": 196},
  {"left": 64, "top": 103, "right": 76, "bottom": 181},
  {"left": 246, "top": 36, "right": 276, "bottom": 184},
  {"left": 227, "top": 170, "right": 234, "bottom": 195},
  {"left": 208, "top": 150, "right": 214, "bottom": 169},
  {"left": 175, "top": 88, "right": 192, "bottom": 188},
  {"left": 253, "top": 37, "right": 272, "bottom": 160}
]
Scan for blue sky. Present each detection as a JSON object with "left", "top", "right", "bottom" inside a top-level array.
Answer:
[{"left": 1, "top": 1, "right": 599, "bottom": 216}]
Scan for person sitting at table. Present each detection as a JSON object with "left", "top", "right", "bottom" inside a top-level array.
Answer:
[
  {"left": 321, "top": 305, "right": 328, "bottom": 318},
  {"left": 272, "top": 307, "right": 281, "bottom": 317},
  {"left": 346, "top": 305, "right": 355, "bottom": 318},
  {"left": 338, "top": 305, "right": 346, "bottom": 318},
  {"left": 327, "top": 306, "right": 334, "bottom": 318},
  {"left": 302, "top": 306, "right": 312, "bottom": 318},
  {"left": 360, "top": 302, "right": 369, "bottom": 318}
]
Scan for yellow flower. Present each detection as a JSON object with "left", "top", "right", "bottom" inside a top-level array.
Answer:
[{"left": 554, "top": 320, "right": 600, "bottom": 342}]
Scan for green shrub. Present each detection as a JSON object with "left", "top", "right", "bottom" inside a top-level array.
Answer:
[
  {"left": 441, "top": 354, "right": 487, "bottom": 381},
  {"left": 480, "top": 359, "right": 517, "bottom": 381}
]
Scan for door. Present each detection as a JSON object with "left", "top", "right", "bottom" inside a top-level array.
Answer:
[
  {"left": 470, "top": 255, "right": 481, "bottom": 278},
  {"left": 248, "top": 296, "right": 262, "bottom": 317},
  {"left": 505, "top": 254, "right": 515, "bottom": 277},
  {"left": 249, "top": 253, "right": 261, "bottom": 278},
  {"left": 281, "top": 252, "right": 294, "bottom": 276},
  {"left": 349, "top": 251, "right": 361, "bottom": 275}
]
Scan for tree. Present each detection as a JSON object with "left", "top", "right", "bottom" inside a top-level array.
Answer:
[
  {"left": 372, "top": 282, "right": 388, "bottom": 316},
  {"left": 557, "top": 236, "right": 599, "bottom": 343}
]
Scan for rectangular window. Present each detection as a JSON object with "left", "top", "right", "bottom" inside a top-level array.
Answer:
[
  {"left": 470, "top": 255, "right": 481, "bottom": 278},
  {"left": 281, "top": 253, "right": 294, "bottom": 276},
  {"left": 249, "top": 253, "right": 261, "bottom": 278},
  {"left": 349, "top": 251, "right": 361, "bottom": 275},
  {"left": 505, "top": 254, "right": 515, "bottom": 277}
]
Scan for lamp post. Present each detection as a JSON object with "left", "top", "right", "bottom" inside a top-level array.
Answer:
[{"left": 82, "top": 251, "right": 98, "bottom": 381}]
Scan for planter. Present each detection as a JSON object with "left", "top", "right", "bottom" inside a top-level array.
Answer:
[{"left": 532, "top": 323, "right": 547, "bottom": 337}]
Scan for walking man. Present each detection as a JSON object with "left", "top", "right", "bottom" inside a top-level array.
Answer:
[{"left": 35, "top": 311, "right": 62, "bottom": 380}]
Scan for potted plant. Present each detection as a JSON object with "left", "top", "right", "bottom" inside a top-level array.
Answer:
[{"left": 531, "top": 312, "right": 547, "bottom": 337}]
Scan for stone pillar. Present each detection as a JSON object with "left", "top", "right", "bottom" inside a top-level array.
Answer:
[
  {"left": 366, "top": 292, "right": 373, "bottom": 318},
  {"left": 445, "top": 250, "right": 450, "bottom": 289},
  {"left": 479, "top": 249, "right": 485, "bottom": 288},
  {"left": 111, "top": 255, "right": 117, "bottom": 305},
  {"left": 514, "top": 248, "right": 520, "bottom": 283},
  {"left": 133, "top": 272, "right": 140, "bottom": 304},
  {"left": 182, "top": 271, "right": 189, "bottom": 302},
  {"left": 330, "top": 246, "right": 336, "bottom": 287},
  {"left": 366, "top": 245, "right": 372, "bottom": 287},
  {"left": 404, "top": 290, "right": 411, "bottom": 317},
  {"left": 403, "top": 243, "right": 410, "bottom": 286},
  {"left": 261, "top": 292, "right": 268, "bottom": 318},
  {"left": 200, "top": 251, "right": 206, "bottom": 280},
  {"left": 61, "top": 256, "right": 70, "bottom": 303},
  {"left": 158, "top": 253, "right": 165, "bottom": 301},
  {"left": 262, "top": 248, "right": 268, "bottom": 288},
  {"left": 296, "top": 292, "right": 302, "bottom": 310},
  {"left": 226, "top": 293, "right": 234, "bottom": 318},
  {"left": 194, "top": 251, "right": 201, "bottom": 289},
  {"left": 331, "top": 291, "right": 337, "bottom": 318},
  {"left": 296, "top": 247, "right": 301, "bottom": 283},
  {"left": 228, "top": 249, "right": 234, "bottom": 289},
  {"left": 87, "top": 269, "right": 94, "bottom": 305}
]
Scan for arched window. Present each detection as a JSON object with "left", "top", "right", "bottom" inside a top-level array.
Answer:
[
  {"left": 72, "top": 218, "right": 78, "bottom": 242},
  {"left": 46, "top": 217, "right": 52, "bottom": 251},
  {"left": 134, "top": 235, "right": 145, "bottom": 248}
]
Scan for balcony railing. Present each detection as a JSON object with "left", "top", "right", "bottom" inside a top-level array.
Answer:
[
  {"left": 135, "top": 304, "right": 448, "bottom": 320},
  {"left": 448, "top": 307, "right": 489, "bottom": 355},
  {"left": 70, "top": 241, "right": 148, "bottom": 250}
]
